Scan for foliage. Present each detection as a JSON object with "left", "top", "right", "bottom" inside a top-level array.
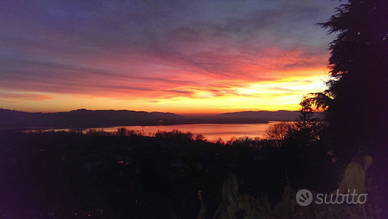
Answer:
[
  {"left": 2, "top": 129, "right": 386, "bottom": 218},
  {"left": 207, "top": 165, "right": 384, "bottom": 219},
  {"left": 155, "top": 129, "right": 205, "bottom": 142},
  {"left": 299, "top": 93, "right": 332, "bottom": 112},
  {"left": 225, "top": 136, "right": 262, "bottom": 148},
  {"left": 337, "top": 155, "right": 373, "bottom": 195},
  {"left": 197, "top": 190, "right": 207, "bottom": 219},
  {"left": 115, "top": 127, "right": 145, "bottom": 136},
  {"left": 264, "top": 96, "right": 326, "bottom": 148},
  {"left": 264, "top": 122, "right": 296, "bottom": 146},
  {"left": 211, "top": 173, "right": 272, "bottom": 219},
  {"left": 318, "top": 0, "right": 388, "bottom": 78},
  {"left": 308, "top": 0, "right": 388, "bottom": 165}
]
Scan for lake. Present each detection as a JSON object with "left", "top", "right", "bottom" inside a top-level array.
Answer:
[{"left": 90, "top": 122, "right": 278, "bottom": 141}]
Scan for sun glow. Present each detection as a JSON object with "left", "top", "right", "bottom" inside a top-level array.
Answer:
[
  {"left": 0, "top": 68, "right": 328, "bottom": 115},
  {"left": 0, "top": 0, "right": 340, "bottom": 115}
]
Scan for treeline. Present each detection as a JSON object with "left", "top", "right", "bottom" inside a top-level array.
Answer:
[
  {"left": 0, "top": 125, "right": 335, "bottom": 219},
  {"left": 1, "top": 118, "right": 386, "bottom": 219}
]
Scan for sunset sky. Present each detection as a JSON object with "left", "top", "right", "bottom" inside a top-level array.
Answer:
[{"left": 0, "top": 0, "right": 341, "bottom": 115}]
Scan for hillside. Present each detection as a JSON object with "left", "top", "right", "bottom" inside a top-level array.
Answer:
[{"left": 0, "top": 108, "right": 299, "bottom": 129}]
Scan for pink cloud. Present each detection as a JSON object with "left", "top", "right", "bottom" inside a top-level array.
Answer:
[{"left": 0, "top": 92, "right": 53, "bottom": 101}]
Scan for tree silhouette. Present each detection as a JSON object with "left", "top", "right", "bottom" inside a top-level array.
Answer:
[
  {"left": 264, "top": 122, "right": 296, "bottom": 147},
  {"left": 315, "top": 0, "right": 388, "bottom": 167}
]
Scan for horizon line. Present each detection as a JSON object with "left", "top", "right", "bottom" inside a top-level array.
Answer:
[{"left": 0, "top": 108, "right": 300, "bottom": 116}]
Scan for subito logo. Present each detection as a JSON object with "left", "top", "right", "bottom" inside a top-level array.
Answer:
[{"left": 296, "top": 189, "right": 313, "bottom": 206}]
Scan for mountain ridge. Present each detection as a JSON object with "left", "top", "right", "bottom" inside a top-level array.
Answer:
[{"left": 0, "top": 108, "right": 299, "bottom": 130}]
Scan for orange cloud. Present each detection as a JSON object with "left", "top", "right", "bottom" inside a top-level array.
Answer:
[
  {"left": 0, "top": 91, "right": 53, "bottom": 102},
  {"left": 0, "top": 0, "right": 341, "bottom": 113},
  {"left": 0, "top": 49, "right": 329, "bottom": 114}
]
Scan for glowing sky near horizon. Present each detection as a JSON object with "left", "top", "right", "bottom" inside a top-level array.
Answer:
[{"left": 0, "top": 0, "right": 340, "bottom": 114}]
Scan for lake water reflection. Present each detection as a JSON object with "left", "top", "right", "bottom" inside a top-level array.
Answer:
[{"left": 99, "top": 122, "right": 278, "bottom": 141}]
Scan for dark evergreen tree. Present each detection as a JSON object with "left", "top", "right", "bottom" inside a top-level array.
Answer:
[{"left": 316, "top": 0, "right": 388, "bottom": 171}]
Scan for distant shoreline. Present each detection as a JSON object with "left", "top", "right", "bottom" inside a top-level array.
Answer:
[
  {"left": 0, "top": 120, "right": 275, "bottom": 131},
  {"left": 0, "top": 108, "right": 299, "bottom": 130}
]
